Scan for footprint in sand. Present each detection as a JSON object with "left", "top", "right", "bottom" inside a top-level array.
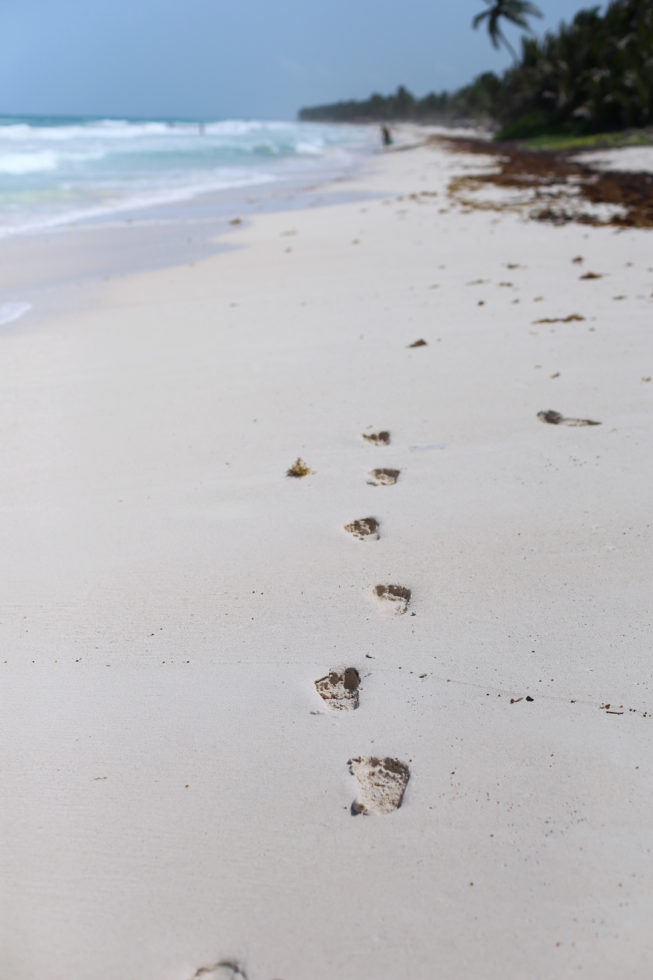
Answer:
[
  {"left": 538, "top": 409, "right": 601, "bottom": 427},
  {"left": 348, "top": 756, "right": 410, "bottom": 815},
  {"left": 344, "top": 517, "right": 379, "bottom": 540},
  {"left": 315, "top": 668, "right": 361, "bottom": 711},
  {"left": 190, "top": 960, "right": 248, "bottom": 980},
  {"left": 368, "top": 468, "right": 400, "bottom": 486},
  {"left": 362, "top": 429, "right": 390, "bottom": 446},
  {"left": 373, "top": 584, "right": 411, "bottom": 615}
]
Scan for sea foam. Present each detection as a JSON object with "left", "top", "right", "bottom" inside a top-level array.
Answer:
[{"left": 0, "top": 116, "right": 374, "bottom": 238}]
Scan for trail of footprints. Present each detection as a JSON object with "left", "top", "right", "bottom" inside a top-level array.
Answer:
[
  {"left": 296, "top": 422, "right": 603, "bottom": 815},
  {"left": 285, "top": 290, "right": 604, "bottom": 817},
  {"left": 284, "top": 428, "right": 410, "bottom": 813},
  {"left": 310, "top": 426, "right": 411, "bottom": 815}
]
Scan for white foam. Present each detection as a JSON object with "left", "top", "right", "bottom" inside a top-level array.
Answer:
[
  {"left": 0, "top": 117, "right": 375, "bottom": 238},
  {"left": 204, "top": 120, "right": 291, "bottom": 136},
  {"left": 0, "top": 171, "right": 276, "bottom": 239},
  {"left": 0, "top": 119, "right": 178, "bottom": 142},
  {"left": 295, "top": 139, "right": 325, "bottom": 156},
  {"left": 0, "top": 301, "right": 32, "bottom": 326},
  {"left": 0, "top": 150, "right": 59, "bottom": 174}
]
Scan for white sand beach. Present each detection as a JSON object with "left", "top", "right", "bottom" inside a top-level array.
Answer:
[{"left": 2, "top": 131, "right": 653, "bottom": 980}]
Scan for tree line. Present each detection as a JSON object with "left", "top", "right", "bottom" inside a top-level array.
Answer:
[
  {"left": 298, "top": 0, "right": 653, "bottom": 138},
  {"left": 298, "top": 86, "right": 462, "bottom": 125}
]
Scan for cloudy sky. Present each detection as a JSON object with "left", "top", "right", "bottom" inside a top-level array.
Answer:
[{"left": 3, "top": 0, "right": 599, "bottom": 120}]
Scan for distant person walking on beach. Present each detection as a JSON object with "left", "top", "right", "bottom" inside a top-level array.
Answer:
[{"left": 381, "top": 125, "right": 393, "bottom": 147}]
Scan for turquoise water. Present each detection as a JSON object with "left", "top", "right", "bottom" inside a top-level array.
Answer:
[{"left": 0, "top": 116, "right": 373, "bottom": 238}]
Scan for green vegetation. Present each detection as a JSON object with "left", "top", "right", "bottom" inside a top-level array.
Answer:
[
  {"left": 472, "top": 0, "right": 542, "bottom": 62},
  {"left": 522, "top": 130, "right": 653, "bottom": 151},
  {"left": 299, "top": 0, "right": 653, "bottom": 142},
  {"left": 298, "top": 78, "right": 500, "bottom": 125},
  {"left": 495, "top": 0, "right": 653, "bottom": 136},
  {"left": 298, "top": 85, "right": 451, "bottom": 124}
]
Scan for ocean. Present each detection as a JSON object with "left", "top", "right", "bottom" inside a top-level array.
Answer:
[
  {"left": 0, "top": 115, "right": 375, "bottom": 325},
  {"left": 0, "top": 115, "right": 373, "bottom": 239}
]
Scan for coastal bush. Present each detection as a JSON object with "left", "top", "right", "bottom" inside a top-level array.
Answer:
[
  {"left": 298, "top": 0, "right": 653, "bottom": 140},
  {"left": 495, "top": 110, "right": 576, "bottom": 141}
]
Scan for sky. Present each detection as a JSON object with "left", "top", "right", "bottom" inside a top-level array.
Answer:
[{"left": 2, "top": 0, "right": 602, "bottom": 121}]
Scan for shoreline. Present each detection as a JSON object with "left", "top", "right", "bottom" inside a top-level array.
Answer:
[
  {"left": 0, "top": 127, "right": 382, "bottom": 327},
  {"left": 3, "top": 131, "right": 652, "bottom": 980}
]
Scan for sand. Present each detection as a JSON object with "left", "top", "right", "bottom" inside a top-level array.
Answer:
[
  {"left": 2, "top": 129, "right": 653, "bottom": 980},
  {"left": 574, "top": 145, "right": 653, "bottom": 173}
]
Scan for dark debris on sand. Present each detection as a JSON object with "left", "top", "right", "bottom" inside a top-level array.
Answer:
[
  {"left": 436, "top": 135, "right": 653, "bottom": 229},
  {"left": 286, "top": 457, "right": 313, "bottom": 477},
  {"left": 538, "top": 409, "right": 601, "bottom": 426}
]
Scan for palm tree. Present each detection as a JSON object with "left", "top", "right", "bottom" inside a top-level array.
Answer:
[{"left": 472, "top": 0, "right": 543, "bottom": 62}]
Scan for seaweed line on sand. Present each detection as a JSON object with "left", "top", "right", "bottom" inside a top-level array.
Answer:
[{"left": 437, "top": 135, "right": 653, "bottom": 229}]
